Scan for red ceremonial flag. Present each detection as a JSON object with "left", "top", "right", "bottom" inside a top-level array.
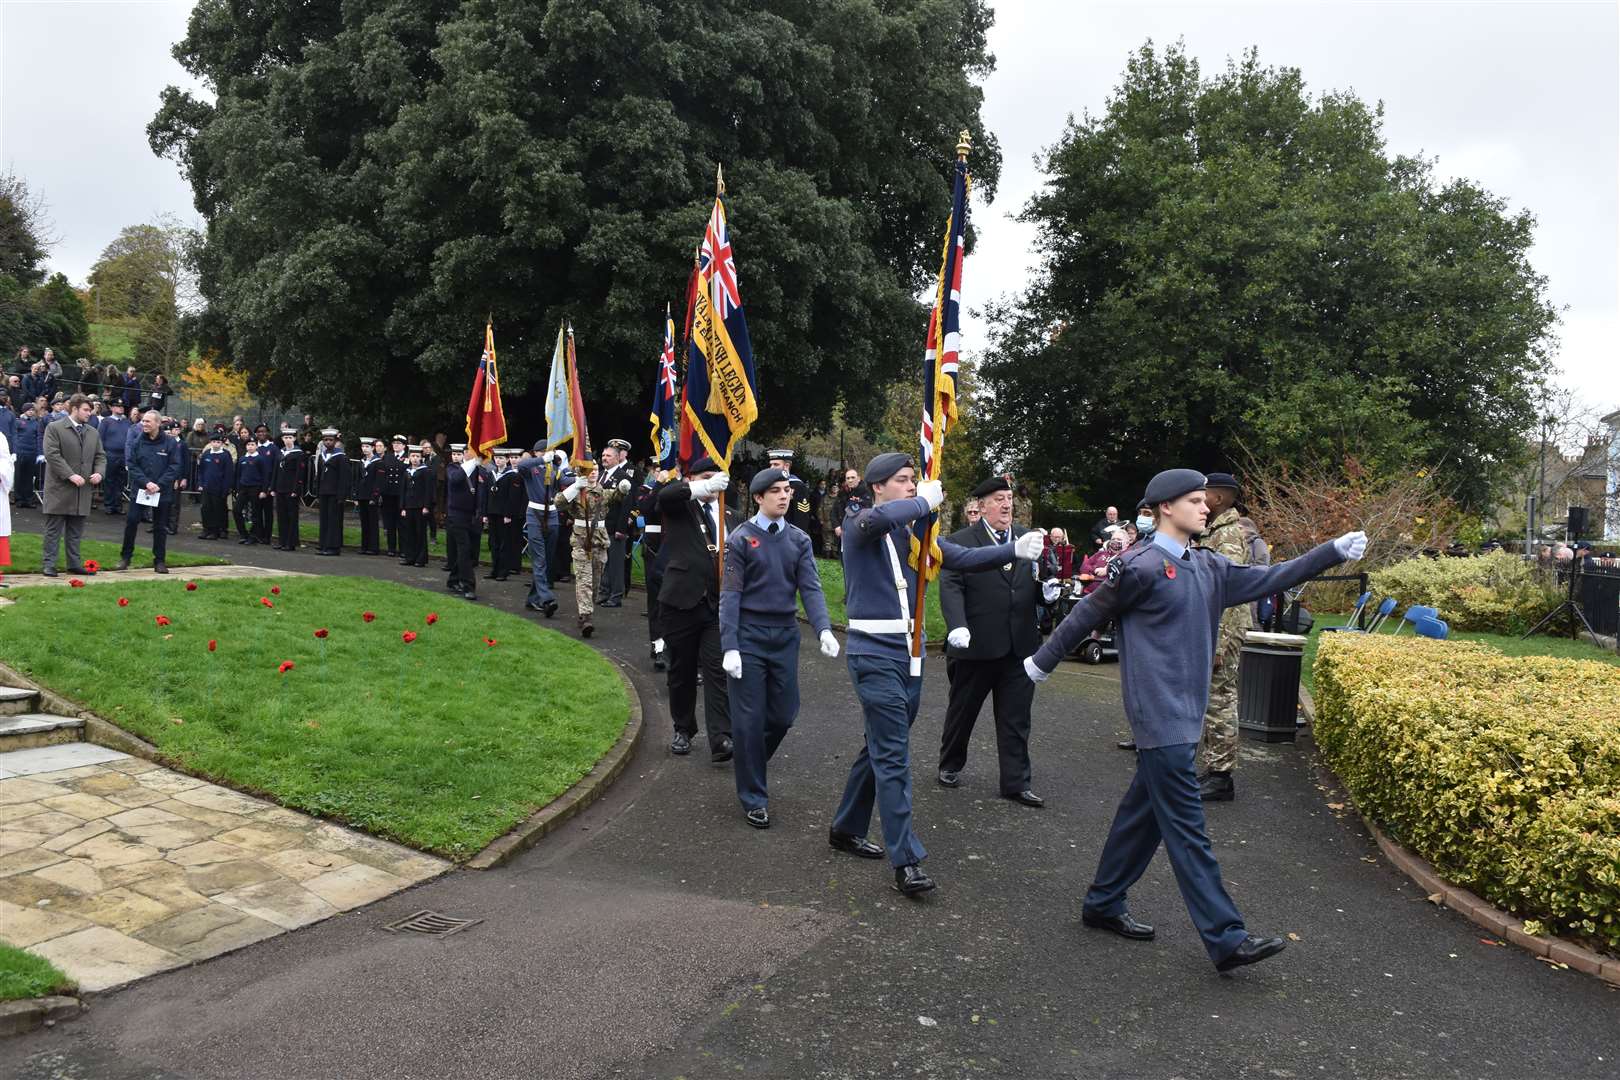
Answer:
[
  {"left": 675, "top": 252, "right": 702, "bottom": 467},
  {"left": 564, "top": 323, "right": 591, "bottom": 467},
  {"left": 465, "top": 320, "right": 508, "bottom": 459}
]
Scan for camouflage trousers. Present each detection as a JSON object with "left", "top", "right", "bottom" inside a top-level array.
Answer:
[
  {"left": 1196, "top": 628, "right": 1246, "bottom": 775},
  {"left": 570, "top": 527, "right": 608, "bottom": 623}
]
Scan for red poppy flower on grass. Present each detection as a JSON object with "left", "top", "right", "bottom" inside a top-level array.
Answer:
[
  {"left": 117, "top": 597, "right": 129, "bottom": 607},
  {"left": 260, "top": 597, "right": 273, "bottom": 608},
  {"left": 69, "top": 579, "right": 86, "bottom": 588},
  {"left": 425, "top": 613, "right": 438, "bottom": 626},
  {"left": 208, "top": 639, "right": 217, "bottom": 652},
  {"left": 185, "top": 581, "right": 198, "bottom": 591},
  {"left": 277, "top": 660, "right": 295, "bottom": 674},
  {"left": 401, "top": 631, "right": 418, "bottom": 644},
  {"left": 314, "top": 628, "right": 328, "bottom": 639},
  {"left": 83, "top": 560, "right": 100, "bottom": 572},
  {"left": 483, "top": 637, "right": 497, "bottom": 648},
  {"left": 271, "top": 586, "right": 281, "bottom": 595},
  {"left": 362, "top": 611, "right": 376, "bottom": 623},
  {"left": 155, "top": 615, "right": 171, "bottom": 627}
]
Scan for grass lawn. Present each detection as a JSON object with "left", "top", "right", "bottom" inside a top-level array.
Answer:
[
  {"left": 3, "top": 531, "right": 225, "bottom": 575},
  {"left": 0, "top": 943, "right": 74, "bottom": 1002},
  {"left": 1302, "top": 613, "right": 1620, "bottom": 693},
  {"left": 0, "top": 576, "right": 628, "bottom": 860}
]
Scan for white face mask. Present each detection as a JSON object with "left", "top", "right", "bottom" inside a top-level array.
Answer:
[{"left": 1135, "top": 515, "right": 1154, "bottom": 533}]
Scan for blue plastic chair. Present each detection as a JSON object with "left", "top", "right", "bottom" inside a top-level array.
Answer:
[
  {"left": 1413, "top": 615, "right": 1450, "bottom": 640},
  {"left": 1394, "top": 605, "right": 1438, "bottom": 635},
  {"left": 1322, "top": 592, "right": 1373, "bottom": 633},
  {"left": 1366, "top": 596, "right": 1398, "bottom": 632}
]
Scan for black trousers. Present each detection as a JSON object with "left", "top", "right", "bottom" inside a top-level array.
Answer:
[
  {"left": 358, "top": 499, "right": 379, "bottom": 553},
  {"left": 487, "top": 517, "right": 510, "bottom": 576},
  {"left": 447, "top": 521, "right": 476, "bottom": 593},
  {"left": 275, "top": 493, "right": 300, "bottom": 549},
  {"left": 938, "top": 653, "right": 1036, "bottom": 794},
  {"left": 401, "top": 510, "right": 428, "bottom": 564},
  {"left": 644, "top": 541, "right": 664, "bottom": 640},
  {"left": 505, "top": 517, "right": 524, "bottom": 576},
  {"left": 121, "top": 499, "right": 167, "bottom": 564},
  {"left": 381, "top": 495, "right": 401, "bottom": 553},
  {"left": 318, "top": 495, "right": 343, "bottom": 551},
  {"left": 201, "top": 491, "right": 228, "bottom": 536},
  {"left": 13, "top": 456, "right": 37, "bottom": 508},
  {"left": 102, "top": 462, "right": 126, "bottom": 513},
  {"left": 661, "top": 600, "right": 729, "bottom": 743}
]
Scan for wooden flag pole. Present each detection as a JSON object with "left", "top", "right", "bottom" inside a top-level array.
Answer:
[{"left": 712, "top": 165, "right": 728, "bottom": 586}]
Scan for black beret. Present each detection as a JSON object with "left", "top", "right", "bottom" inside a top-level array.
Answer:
[
  {"left": 750, "top": 467, "right": 792, "bottom": 495},
  {"left": 864, "top": 452, "right": 912, "bottom": 486},
  {"left": 1203, "top": 471, "right": 1239, "bottom": 491},
  {"left": 1141, "top": 468, "right": 1207, "bottom": 509},
  {"left": 971, "top": 475, "right": 1011, "bottom": 499},
  {"left": 686, "top": 455, "right": 720, "bottom": 476}
]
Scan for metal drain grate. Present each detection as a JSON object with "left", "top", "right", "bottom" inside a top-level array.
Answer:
[{"left": 383, "top": 909, "right": 483, "bottom": 937}]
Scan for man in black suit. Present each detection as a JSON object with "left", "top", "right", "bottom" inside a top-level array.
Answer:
[
  {"left": 598, "top": 437, "right": 637, "bottom": 607},
  {"left": 655, "top": 455, "right": 736, "bottom": 762},
  {"left": 937, "top": 474, "right": 1061, "bottom": 807}
]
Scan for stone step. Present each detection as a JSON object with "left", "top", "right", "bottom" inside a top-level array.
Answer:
[
  {"left": 0, "top": 713, "right": 84, "bottom": 753},
  {"left": 0, "top": 739, "right": 125, "bottom": 779},
  {"left": 0, "top": 685, "right": 41, "bottom": 717}
]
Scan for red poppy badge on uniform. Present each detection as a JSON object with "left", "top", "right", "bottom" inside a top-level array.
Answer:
[
  {"left": 1163, "top": 559, "right": 1176, "bottom": 580},
  {"left": 747, "top": 536, "right": 760, "bottom": 549}
]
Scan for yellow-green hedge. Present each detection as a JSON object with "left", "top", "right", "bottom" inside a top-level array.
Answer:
[
  {"left": 1314, "top": 634, "right": 1620, "bottom": 955},
  {"left": 1368, "top": 551, "right": 1560, "bottom": 633}
]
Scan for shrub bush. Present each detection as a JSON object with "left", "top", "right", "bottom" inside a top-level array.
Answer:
[
  {"left": 1314, "top": 634, "right": 1620, "bottom": 955},
  {"left": 1368, "top": 551, "right": 1560, "bottom": 633}
]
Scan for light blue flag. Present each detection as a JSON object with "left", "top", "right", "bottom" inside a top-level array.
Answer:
[{"left": 543, "top": 324, "right": 574, "bottom": 451}]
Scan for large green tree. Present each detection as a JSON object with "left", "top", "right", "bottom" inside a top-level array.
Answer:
[
  {"left": 150, "top": 0, "right": 1000, "bottom": 438},
  {"left": 985, "top": 44, "right": 1557, "bottom": 510}
]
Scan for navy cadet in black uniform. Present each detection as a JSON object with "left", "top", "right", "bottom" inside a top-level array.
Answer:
[
  {"left": 313, "top": 426, "right": 349, "bottom": 555},
  {"left": 829, "top": 453, "right": 1044, "bottom": 896},
  {"left": 766, "top": 448, "right": 818, "bottom": 540},
  {"left": 354, "top": 437, "right": 384, "bottom": 555},
  {"left": 272, "top": 424, "right": 308, "bottom": 551},
  {"left": 719, "top": 467, "right": 839, "bottom": 828},
  {"left": 636, "top": 466, "right": 670, "bottom": 670},
  {"left": 379, "top": 435, "right": 407, "bottom": 556},
  {"left": 195, "top": 427, "right": 235, "bottom": 540},
  {"left": 399, "top": 442, "right": 434, "bottom": 566},
  {"left": 444, "top": 444, "right": 487, "bottom": 599},
  {"left": 1024, "top": 468, "right": 1367, "bottom": 972},
  {"left": 484, "top": 448, "right": 520, "bottom": 580},
  {"left": 937, "top": 474, "right": 1062, "bottom": 805}
]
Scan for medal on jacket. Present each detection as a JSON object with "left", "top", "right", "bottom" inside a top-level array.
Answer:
[{"left": 1163, "top": 559, "right": 1176, "bottom": 580}]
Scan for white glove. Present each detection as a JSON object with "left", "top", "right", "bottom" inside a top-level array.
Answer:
[
  {"left": 653, "top": 638, "right": 665, "bottom": 654},
  {"left": 691, "top": 473, "right": 729, "bottom": 499},
  {"left": 1334, "top": 530, "right": 1368, "bottom": 561},
  {"left": 916, "top": 479, "right": 944, "bottom": 510},
  {"left": 617, "top": 478, "right": 631, "bottom": 495},
  {"left": 946, "top": 627, "right": 971, "bottom": 649},
  {"left": 562, "top": 479, "right": 585, "bottom": 500},
  {"left": 819, "top": 630, "right": 840, "bottom": 658},
  {"left": 1023, "top": 656, "right": 1049, "bottom": 683},
  {"left": 1041, "top": 580, "right": 1062, "bottom": 603},
  {"left": 722, "top": 650, "right": 743, "bottom": 679},
  {"left": 1013, "top": 529, "right": 1046, "bottom": 561}
]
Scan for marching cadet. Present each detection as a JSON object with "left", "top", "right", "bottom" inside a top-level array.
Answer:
[
  {"left": 719, "top": 466, "right": 839, "bottom": 828},
  {"left": 829, "top": 452, "right": 1039, "bottom": 896},
  {"left": 936, "top": 474, "right": 1062, "bottom": 806},
  {"left": 766, "top": 448, "right": 818, "bottom": 538},
  {"left": 380, "top": 435, "right": 407, "bottom": 557},
  {"left": 484, "top": 449, "right": 522, "bottom": 581},
  {"left": 444, "top": 443, "right": 487, "bottom": 600},
  {"left": 1194, "top": 472, "right": 1249, "bottom": 801},
  {"left": 195, "top": 426, "right": 234, "bottom": 540},
  {"left": 1024, "top": 468, "right": 1367, "bottom": 972},
  {"left": 399, "top": 441, "right": 433, "bottom": 566},
  {"left": 556, "top": 457, "right": 607, "bottom": 637},
  {"left": 272, "top": 424, "right": 308, "bottom": 551},
  {"left": 636, "top": 466, "right": 670, "bottom": 670},
  {"left": 598, "top": 437, "right": 636, "bottom": 607},
  {"left": 313, "top": 426, "right": 349, "bottom": 555},
  {"left": 513, "top": 443, "right": 562, "bottom": 617},
  {"left": 655, "top": 456, "right": 736, "bottom": 760},
  {"left": 355, "top": 437, "right": 384, "bottom": 555}
]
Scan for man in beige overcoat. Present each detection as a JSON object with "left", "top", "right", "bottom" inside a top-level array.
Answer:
[{"left": 41, "top": 393, "right": 106, "bottom": 577}]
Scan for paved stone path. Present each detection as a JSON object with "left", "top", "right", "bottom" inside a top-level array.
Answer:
[
  {"left": 0, "top": 742, "right": 447, "bottom": 992},
  {"left": 3, "top": 507, "right": 1617, "bottom": 1079}
]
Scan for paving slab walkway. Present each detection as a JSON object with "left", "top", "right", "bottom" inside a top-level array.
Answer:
[{"left": 0, "top": 742, "right": 448, "bottom": 992}]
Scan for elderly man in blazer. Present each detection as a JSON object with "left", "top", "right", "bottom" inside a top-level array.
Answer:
[
  {"left": 936, "top": 474, "right": 1060, "bottom": 806},
  {"left": 40, "top": 394, "right": 107, "bottom": 577}
]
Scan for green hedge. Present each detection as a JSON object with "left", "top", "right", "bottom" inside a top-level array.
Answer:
[
  {"left": 1314, "top": 634, "right": 1620, "bottom": 955},
  {"left": 1368, "top": 551, "right": 1560, "bottom": 633}
]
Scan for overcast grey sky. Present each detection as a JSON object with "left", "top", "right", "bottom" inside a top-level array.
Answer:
[{"left": 1, "top": 0, "right": 1614, "bottom": 410}]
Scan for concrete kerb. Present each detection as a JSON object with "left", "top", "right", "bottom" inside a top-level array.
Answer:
[
  {"left": 0, "top": 996, "right": 83, "bottom": 1039},
  {"left": 1308, "top": 747, "right": 1620, "bottom": 988},
  {"left": 466, "top": 661, "right": 644, "bottom": 870}
]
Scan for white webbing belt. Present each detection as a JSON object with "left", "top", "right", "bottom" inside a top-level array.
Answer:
[
  {"left": 848, "top": 618, "right": 910, "bottom": 634},
  {"left": 527, "top": 501, "right": 554, "bottom": 511},
  {"left": 642, "top": 524, "right": 661, "bottom": 534}
]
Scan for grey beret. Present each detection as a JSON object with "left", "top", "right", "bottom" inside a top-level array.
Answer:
[
  {"left": 864, "top": 452, "right": 913, "bottom": 486},
  {"left": 750, "top": 467, "right": 792, "bottom": 495}
]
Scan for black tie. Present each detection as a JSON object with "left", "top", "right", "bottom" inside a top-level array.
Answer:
[
  {"left": 998, "top": 530, "right": 1007, "bottom": 546},
  {"left": 703, "top": 505, "right": 717, "bottom": 545},
  {"left": 769, "top": 522, "right": 779, "bottom": 535}
]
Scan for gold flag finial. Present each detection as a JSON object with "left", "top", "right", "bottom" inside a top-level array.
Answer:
[
  {"left": 716, "top": 162, "right": 725, "bottom": 196},
  {"left": 956, "top": 130, "right": 972, "bottom": 161}
]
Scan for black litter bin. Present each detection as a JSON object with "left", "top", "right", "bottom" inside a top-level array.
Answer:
[
  {"left": 1579, "top": 562, "right": 1619, "bottom": 636},
  {"left": 1238, "top": 631, "right": 1308, "bottom": 743}
]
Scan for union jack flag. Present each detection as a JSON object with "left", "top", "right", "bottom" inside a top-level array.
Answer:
[
  {"left": 649, "top": 306, "right": 679, "bottom": 471},
  {"left": 701, "top": 198, "right": 741, "bottom": 320}
]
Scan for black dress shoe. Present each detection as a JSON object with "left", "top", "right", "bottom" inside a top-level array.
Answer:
[
  {"left": 827, "top": 830, "right": 885, "bottom": 859},
  {"left": 67, "top": 566, "right": 94, "bottom": 576},
  {"left": 1215, "top": 935, "right": 1287, "bottom": 972},
  {"left": 670, "top": 733, "right": 692, "bottom": 755},
  {"left": 893, "top": 864, "right": 936, "bottom": 896},
  {"left": 1004, "top": 789, "right": 1045, "bottom": 807},
  {"left": 115, "top": 558, "right": 131, "bottom": 572},
  {"left": 1117, "top": 739, "right": 1137, "bottom": 751},
  {"left": 937, "top": 769, "right": 960, "bottom": 788},
  {"left": 711, "top": 736, "right": 734, "bottom": 764},
  {"left": 1081, "top": 909, "right": 1156, "bottom": 941},
  {"left": 745, "top": 807, "right": 770, "bottom": 829},
  {"left": 152, "top": 562, "right": 168, "bottom": 575},
  {"left": 543, "top": 600, "right": 558, "bottom": 618},
  {"left": 1199, "top": 771, "right": 1235, "bottom": 802},
  {"left": 600, "top": 599, "right": 622, "bottom": 608},
  {"left": 41, "top": 568, "right": 57, "bottom": 577}
]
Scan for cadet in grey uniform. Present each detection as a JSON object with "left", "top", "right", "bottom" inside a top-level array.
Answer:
[{"left": 1025, "top": 468, "right": 1367, "bottom": 972}]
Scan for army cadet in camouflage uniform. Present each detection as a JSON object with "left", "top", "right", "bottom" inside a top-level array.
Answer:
[
  {"left": 1196, "top": 472, "right": 1249, "bottom": 801},
  {"left": 557, "top": 459, "right": 608, "bottom": 638}
]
